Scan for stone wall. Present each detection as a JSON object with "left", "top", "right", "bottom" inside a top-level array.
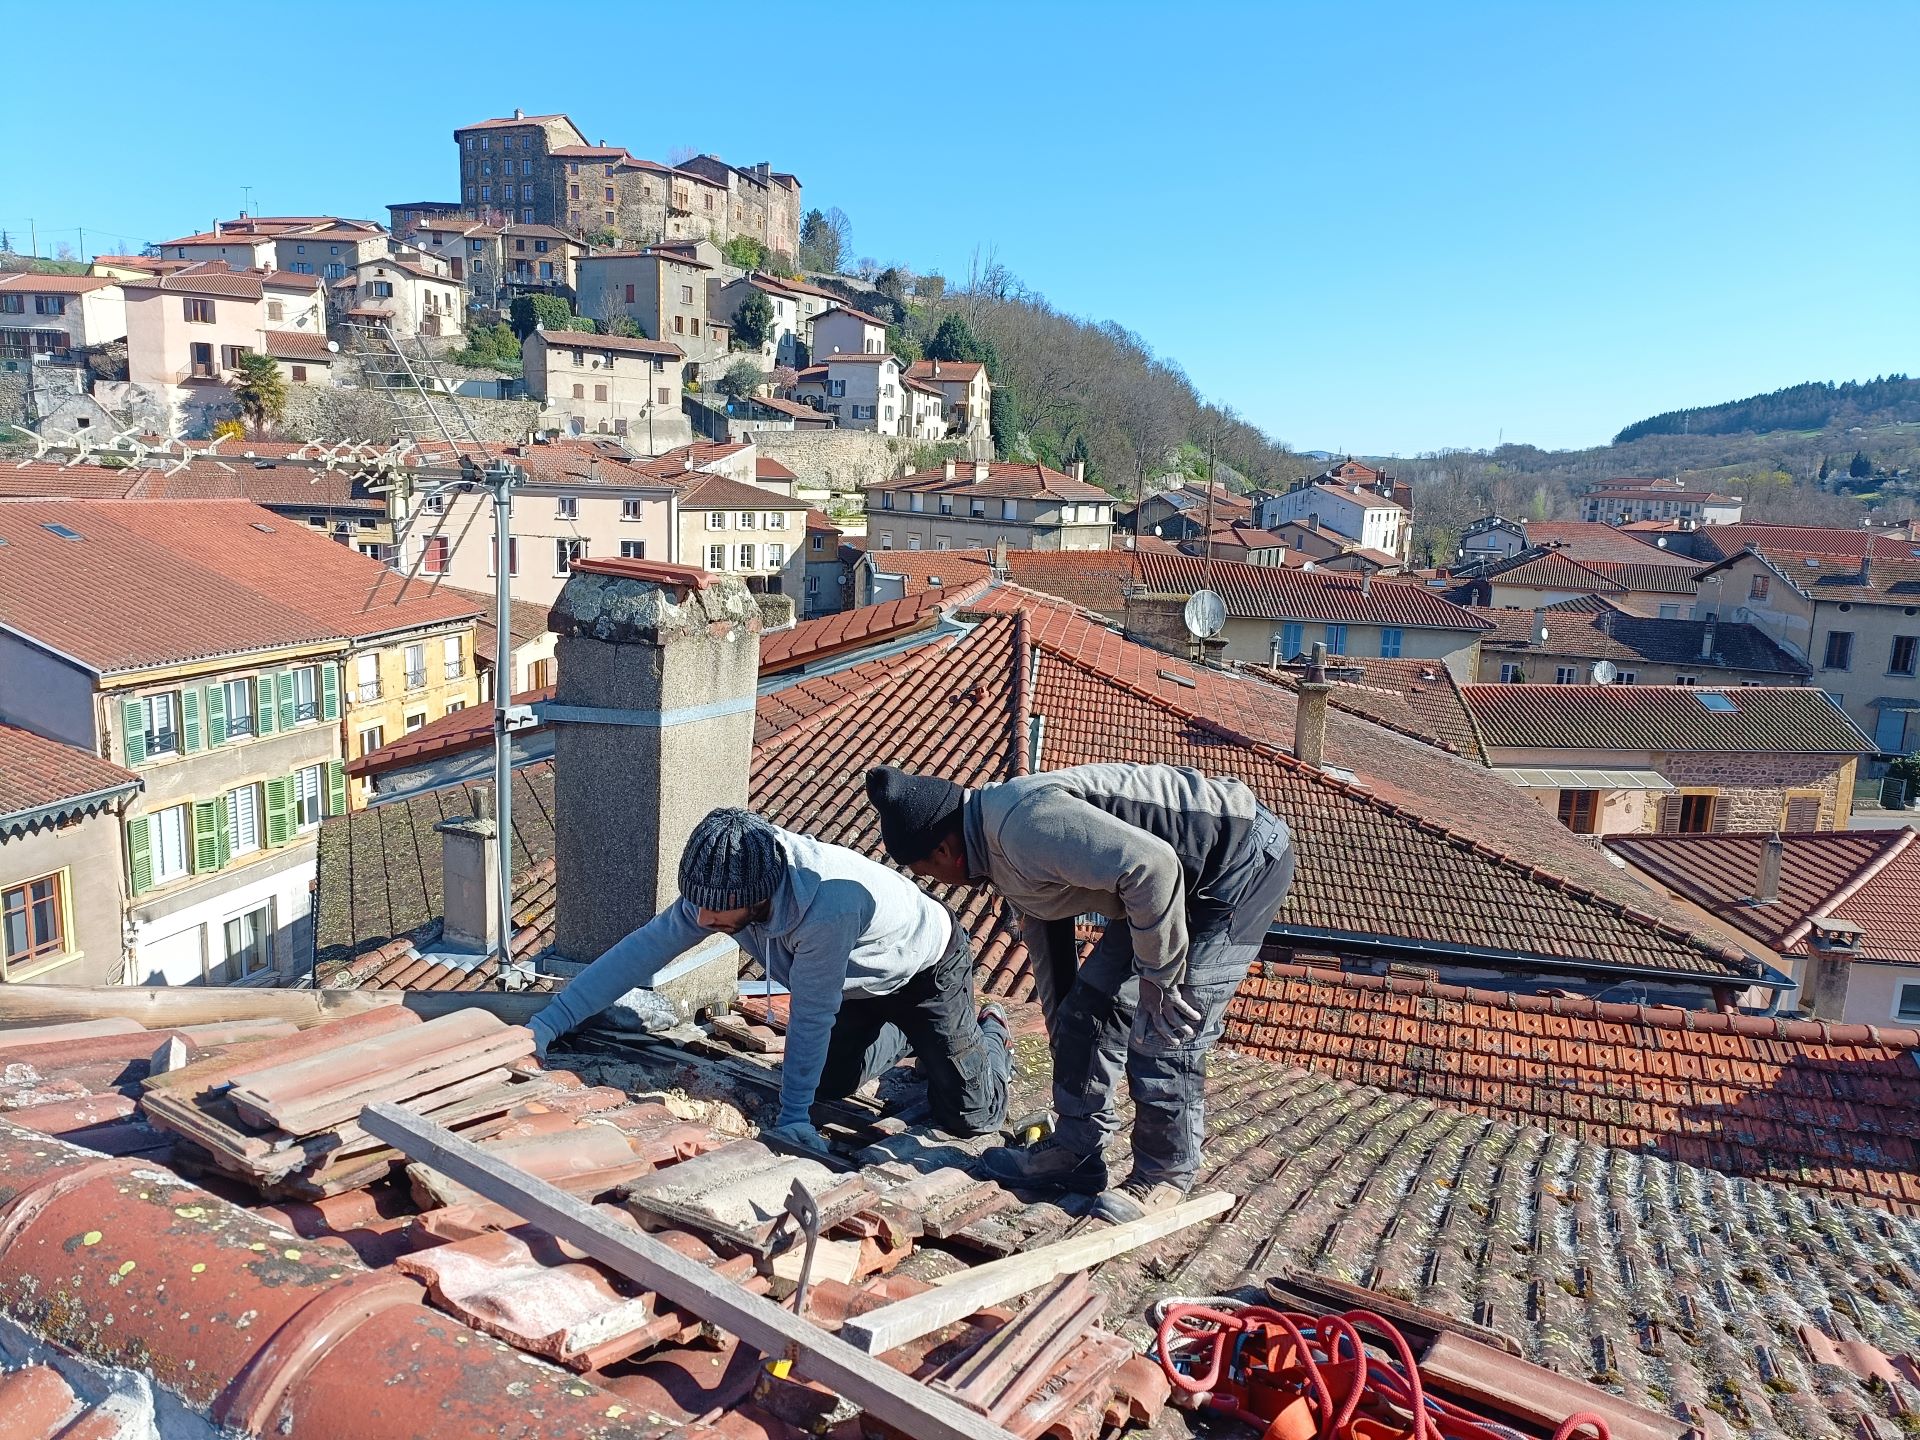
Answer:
[
  {"left": 1659, "top": 752, "right": 1855, "bottom": 831},
  {"left": 750, "top": 429, "right": 916, "bottom": 494},
  {"left": 277, "top": 383, "right": 540, "bottom": 445}
]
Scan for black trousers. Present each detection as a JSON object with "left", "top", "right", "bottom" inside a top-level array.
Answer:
[{"left": 813, "top": 914, "right": 1011, "bottom": 1136}]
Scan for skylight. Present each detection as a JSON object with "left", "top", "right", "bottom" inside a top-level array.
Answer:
[
  {"left": 1696, "top": 692, "right": 1737, "bottom": 712},
  {"left": 41, "top": 523, "right": 82, "bottom": 541}
]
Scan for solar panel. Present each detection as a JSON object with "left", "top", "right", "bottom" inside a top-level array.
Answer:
[{"left": 1696, "top": 692, "right": 1737, "bottom": 712}]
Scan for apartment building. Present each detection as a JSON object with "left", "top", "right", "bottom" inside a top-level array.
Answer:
[
  {"left": 867, "top": 459, "right": 1115, "bottom": 551},
  {"left": 792, "top": 354, "right": 906, "bottom": 434},
  {"left": 0, "top": 273, "right": 127, "bottom": 360},
  {"left": 0, "top": 499, "right": 483, "bottom": 981},
  {"left": 157, "top": 217, "right": 390, "bottom": 280},
  {"left": 904, "top": 359, "right": 991, "bottom": 439},
  {"left": 522, "top": 328, "right": 690, "bottom": 444},
  {"left": 1695, "top": 546, "right": 1920, "bottom": 755},
  {"left": 575, "top": 248, "right": 724, "bottom": 361},
  {"left": 811, "top": 305, "right": 888, "bottom": 358},
  {"left": 709, "top": 273, "right": 822, "bottom": 370},
  {"left": 120, "top": 262, "right": 331, "bottom": 431},
  {"left": 1258, "top": 477, "right": 1409, "bottom": 559},
  {"left": 335, "top": 254, "right": 465, "bottom": 339},
  {"left": 680, "top": 471, "right": 810, "bottom": 597},
  {"left": 1582, "top": 477, "right": 1743, "bottom": 527}
]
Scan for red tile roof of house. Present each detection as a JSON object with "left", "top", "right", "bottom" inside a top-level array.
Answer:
[
  {"left": 261, "top": 331, "right": 337, "bottom": 362},
  {"left": 803, "top": 508, "right": 839, "bottom": 534},
  {"left": 1605, "top": 829, "right": 1920, "bottom": 964},
  {"left": 1481, "top": 548, "right": 1630, "bottom": 594},
  {"left": 0, "top": 499, "right": 480, "bottom": 672},
  {"left": 1246, "top": 656, "right": 1484, "bottom": 759},
  {"left": 871, "top": 462, "right": 1106, "bottom": 502},
  {"left": 0, "top": 272, "right": 118, "bottom": 295},
  {"left": 1461, "top": 683, "right": 1875, "bottom": 754},
  {"left": 1473, "top": 607, "right": 1811, "bottom": 676},
  {"left": 905, "top": 359, "right": 985, "bottom": 384},
  {"left": 748, "top": 394, "right": 827, "bottom": 422},
  {"left": 1524, "top": 520, "right": 1687, "bottom": 563},
  {"left": 1576, "top": 558, "right": 1708, "bottom": 594},
  {"left": 534, "top": 328, "right": 684, "bottom": 359},
  {"left": 121, "top": 260, "right": 276, "bottom": 299},
  {"left": 1226, "top": 962, "right": 1920, "bottom": 1210},
  {"left": 815, "top": 351, "right": 896, "bottom": 365},
  {"left": 348, "top": 682, "right": 557, "bottom": 780},
  {"left": 755, "top": 456, "right": 797, "bottom": 483},
  {"left": 676, "top": 471, "right": 809, "bottom": 511},
  {"left": 457, "top": 111, "right": 576, "bottom": 130},
  {"left": 1001, "top": 548, "right": 1141, "bottom": 611},
  {"left": 758, "top": 587, "right": 967, "bottom": 674},
  {"left": 0, "top": 722, "right": 140, "bottom": 829},
  {"left": 862, "top": 547, "right": 993, "bottom": 595},
  {"left": 1697, "top": 523, "right": 1920, "bottom": 562},
  {"left": 1301, "top": 480, "right": 1406, "bottom": 511},
  {"left": 1699, "top": 545, "right": 1920, "bottom": 605},
  {"left": 1134, "top": 550, "right": 1494, "bottom": 630}
]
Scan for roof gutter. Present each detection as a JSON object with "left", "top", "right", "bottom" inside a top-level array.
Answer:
[
  {"left": 1267, "top": 923, "right": 1790, "bottom": 991},
  {"left": 0, "top": 780, "right": 142, "bottom": 840}
]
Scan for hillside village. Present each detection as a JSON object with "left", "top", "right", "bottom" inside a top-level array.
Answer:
[{"left": 2, "top": 104, "right": 1920, "bottom": 1440}]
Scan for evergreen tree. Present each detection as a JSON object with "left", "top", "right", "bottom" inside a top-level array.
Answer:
[
  {"left": 1817, "top": 454, "right": 1830, "bottom": 482},
  {"left": 732, "top": 290, "right": 775, "bottom": 350},
  {"left": 1849, "top": 449, "right": 1872, "bottom": 479},
  {"left": 926, "top": 313, "right": 986, "bottom": 364},
  {"left": 232, "top": 352, "right": 288, "bottom": 430}
]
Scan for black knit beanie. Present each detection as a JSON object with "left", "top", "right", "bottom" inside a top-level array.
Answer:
[
  {"left": 864, "top": 766, "right": 965, "bottom": 864},
  {"left": 679, "top": 808, "right": 787, "bottom": 911}
]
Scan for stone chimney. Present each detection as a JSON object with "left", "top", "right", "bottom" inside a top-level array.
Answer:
[
  {"left": 1532, "top": 605, "right": 1550, "bottom": 647},
  {"left": 1071, "top": 461, "right": 1086, "bottom": 484},
  {"left": 1699, "top": 613, "right": 1717, "bottom": 661},
  {"left": 974, "top": 460, "right": 991, "bottom": 483},
  {"left": 992, "top": 537, "right": 1010, "bottom": 576},
  {"left": 546, "top": 558, "right": 762, "bottom": 962},
  {"left": 434, "top": 788, "right": 499, "bottom": 956},
  {"left": 943, "top": 457, "right": 957, "bottom": 482},
  {"left": 1860, "top": 553, "right": 1873, "bottom": 590},
  {"left": 513, "top": 108, "right": 524, "bottom": 120},
  {"left": 1294, "top": 642, "right": 1332, "bottom": 770},
  {"left": 1750, "top": 832, "right": 1784, "bottom": 905}
]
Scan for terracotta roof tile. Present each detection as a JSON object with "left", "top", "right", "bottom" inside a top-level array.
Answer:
[
  {"left": 1222, "top": 962, "right": 1920, "bottom": 1211},
  {"left": 863, "top": 548, "right": 993, "bottom": 596},
  {"left": 1247, "top": 657, "right": 1484, "bottom": 758},
  {"left": 1133, "top": 551, "right": 1493, "bottom": 630},
  {"left": 1462, "top": 683, "right": 1875, "bottom": 753},
  {"left": 757, "top": 589, "right": 950, "bottom": 673},
  {"left": 0, "top": 722, "right": 140, "bottom": 826},
  {"left": 1605, "top": 830, "right": 1920, "bottom": 962},
  {"left": 0, "top": 272, "right": 118, "bottom": 295},
  {"left": 870, "top": 462, "right": 1106, "bottom": 502},
  {"left": 676, "top": 472, "right": 808, "bottom": 510},
  {"left": 535, "top": 328, "right": 684, "bottom": 360},
  {"left": 1697, "top": 523, "right": 1920, "bottom": 562},
  {"left": 1480, "top": 548, "right": 1630, "bottom": 593},
  {"left": 904, "top": 360, "right": 984, "bottom": 384},
  {"left": 1522, "top": 521, "right": 1690, "bottom": 563},
  {"left": 1474, "top": 607, "right": 1811, "bottom": 675}
]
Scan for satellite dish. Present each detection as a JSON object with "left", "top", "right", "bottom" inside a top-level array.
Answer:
[
  {"left": 1183, "top": 589, "right": 1226, "bottom": 640},
  {"left": 1591, "top": 660, "right": 1618, "bottom": 685}
]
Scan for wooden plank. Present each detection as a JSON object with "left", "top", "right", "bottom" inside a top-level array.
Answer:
[
  {"left": 359, "top": 1102, "right": 1020, "bottom": 1440},
  {"left": 840, "top": 1191, "right": 1234, "bottom": 1356},
  {"left": 0, "top": 985, "right": 559, "bottom": 1031}
]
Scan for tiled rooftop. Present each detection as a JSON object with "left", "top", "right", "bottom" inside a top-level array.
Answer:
[
  {"left": 1134, "top": 550, "right": 1495, "bottom": 630},
  {"left": 863, "top": 547, "right": 994, "bottom": 595},
  {"left": 1605, "top": 829, "right": 1920, "bottom": 964},
  {"left": 1224, "top": 962, "right": 1920, "bottom": 1211},
  {"left": 1703, "top": 546, "right": 1920, "bottom": 605},
  {"left": 0, "top": 721, "right": 141, "bottom": 831},
  {"left": 1696, "top": 523, "right": 1920, "bottom": 563},
  {"left": 1523, "top": 521, "right": 1690, "bottom": 564},
  {"left": 1481, "top": 549, "right": 1630, "bottom": 594},
  {"left": 870, "top": 462, "right": 1108, "bottom": 502},
  {"left": 757, "top": 587, "right": 953, "bottom": 673},
  {"left": 1473, "top": 607, "right": 1811, "bottom": 676},
  {"left": 1245, "top": 656, "right": 1485, "bottom": 758},
  {"left": 1462, "top": 683, "right": 1875, "bottom": 755}
]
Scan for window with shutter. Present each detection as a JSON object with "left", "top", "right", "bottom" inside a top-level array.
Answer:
[
  {"left": 180, "top": 687, "right": 202, "bottom": 753},
  {"left": 326, "top": 761, "right": 347, "bottom": 817},
  {"left": 277, "top": 672, "right": 297, "bottom": 731},
  {"left": 205, "top": 684, "right": 227, "bottom": 746},
  {"left": 127, "top": 817, "right": 153, "bottom": 895},
  {"left": 265, "top": 777, "right": 294, "bottom": 847},
  {"left": 192, "top": 801, "right": 223, "bottom": 874},
  {"left": 321, "top": 664, "right": 340, "bottom": 720},
  {"left": 121, "top": 699, "right": 147, "bottom": 765},
  {"left": 1784, "top": 796, "right": 1820, "bottom": 831},
  {"left": 256, "top": 675, "right": 277, "bottom": 735}
]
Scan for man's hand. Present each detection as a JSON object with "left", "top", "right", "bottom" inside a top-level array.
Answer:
[
  {"left": 526, "top": 1014, "right": 557, "bottom": 1063},
  {"left": 1138, "top": 978, "right": 1203, "bottom": 1045},
  {"left": 762, "top": 1120, "right": 829, "bottom": 1156}
]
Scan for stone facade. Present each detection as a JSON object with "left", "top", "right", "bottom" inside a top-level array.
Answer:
[
  {"left": 749, "top": 429, "right": 916, "bottom": 494},
  {"left": 454, "top": 114, "right": 585, "bottom": 227},
  {"left": 1656, "top": 751, "right": 1856, "bottom": 832}
]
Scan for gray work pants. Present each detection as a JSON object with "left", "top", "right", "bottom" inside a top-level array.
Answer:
[{"left": 1041, "top": 809, "right": 1295, "bottom": 1189}]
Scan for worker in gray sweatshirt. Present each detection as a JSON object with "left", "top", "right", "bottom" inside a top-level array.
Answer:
[
  {"left": 527, "top": 807, "right": 1011, "bottom": 1154},
  {"left": 866, "top": 763, "right": 1295, "bottom": 1222}
]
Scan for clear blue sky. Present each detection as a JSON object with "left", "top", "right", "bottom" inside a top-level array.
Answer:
[{"left": 4, "top": 1, "right": 1914, "bottom": 455}]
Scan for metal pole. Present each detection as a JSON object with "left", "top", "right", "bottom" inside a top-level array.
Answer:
[{"left": 490, "top": 461, "right": 516, "bottom": 970}]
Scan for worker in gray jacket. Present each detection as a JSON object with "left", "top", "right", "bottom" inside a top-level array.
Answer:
[
  {"left": 865, "top": 763, "right": 1294, "bottom": 1221},
  {"left": 528, "top": 808, "right": 1011, "bottom": 1153}
]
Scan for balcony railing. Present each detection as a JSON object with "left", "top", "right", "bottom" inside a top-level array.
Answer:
[
  {"left": 294, "top": 701, "right": 319, "bottom": 723},
  {"left": 355, "top": 682, "right": 383, "bottom": 704},
  {"left": 405, "top": 670, "right": 428, "bottom": 692},
  {"left": 444, "top": 659, "right": 465, "bottom": 680}
]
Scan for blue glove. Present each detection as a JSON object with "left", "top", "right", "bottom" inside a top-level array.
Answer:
[
  {"left": 763, "top": 1120, "right": 829, "bottom": 1156},
  {"left": 526, "top": 1013, "right": 557, "bottom": 1063}
]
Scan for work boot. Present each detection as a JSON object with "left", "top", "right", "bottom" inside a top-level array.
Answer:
[
  {"left": 980, "top": 1137, "right": 1108, "bottom": 1194},
  {"left": 1092, "top": 1177, "right": 1189, "bottom": 1223}
]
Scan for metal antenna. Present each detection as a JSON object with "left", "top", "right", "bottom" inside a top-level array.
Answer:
[{"left": 361, "top": 320, "right": 525, "bottom": 978}]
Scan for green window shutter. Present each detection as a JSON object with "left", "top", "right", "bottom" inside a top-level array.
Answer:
[
  {"left": 205, "top": 685, "right": 227, "bottom": 746},
  {"left": 321, "top": 663, "right": 340, "bottom": 721},
  {"left": 277, "top": 672, "right": 296, "bottom": 731},
  {"left": 121, "top": 699, "right": 147, "bottom": 766},
  {"left": 128, "top": 816, "right": 153, "bottom": 896},
  {"left": 180, "top": 688, "right": 202, "bottom": 754},
  {"left": 256, "top": 674, "right": 277, "bottom": 735},
  {"left": 326, "top": 760, "right": 347, "bottom": 817},
  {"left": 192, "top": 801, "right": 222, "bottom": 873},
  {"left": 265, "top": 777, "right": 294, "bottom": 847},
  {"left": 215, "top": 794, "right": 232, "bottom": 868}
]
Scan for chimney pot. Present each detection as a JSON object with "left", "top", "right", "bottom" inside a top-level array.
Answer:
[
  {"left": 974, "top": 460, "right": 990, "bottom": 483},
  {"left": 1751, "top": 832, "right": 1784, "bottom": 906},
  {"left": 1071, "top": 460, "right": 1086, "bottom": 483},
  {"left": 1294, "top": 641, "right": 1332, "bottom": 770},
  {"left": 943, "top": 457, "right": 956, "bottom": 481},
  {"left": 513, "top": 108, "right": 524, "bottom": 120},
  {"left": 434, "top": 801, "right": 501, "bottom": 955},
  {"left": 993, "top": 537, "right": 1009, "bottom": 575}
]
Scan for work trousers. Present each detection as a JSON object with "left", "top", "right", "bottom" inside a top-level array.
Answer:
[
  {"left": 813, "top": 912, "right": 1011, "bottom": 1137},
  {"left": 1041, "top": 809, "right": 1296, "bottom": 1189}
]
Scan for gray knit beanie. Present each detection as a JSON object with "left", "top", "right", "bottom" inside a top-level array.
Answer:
[{"left": 679, "top": 808, "right": 787, "bottom": 911}]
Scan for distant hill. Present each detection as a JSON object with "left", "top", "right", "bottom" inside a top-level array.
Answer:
[{"left": 1614, "top": 375, "right": 1920, "bottom": 444}]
